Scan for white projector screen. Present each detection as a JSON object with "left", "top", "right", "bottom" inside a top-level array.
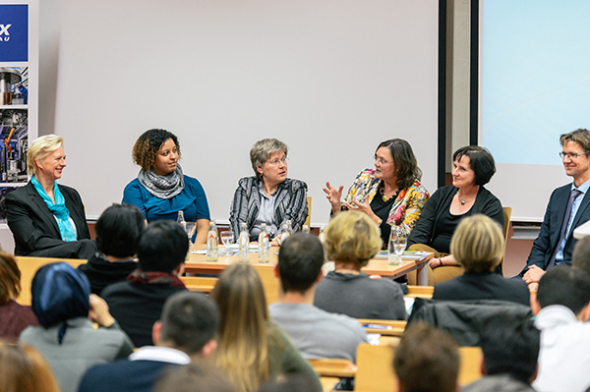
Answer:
[
  {"left": 47, "top": 0, "right": 440, "bottom": 225},
  {"left": 479, "top": 0, "right": 590, "bottom": 222}
]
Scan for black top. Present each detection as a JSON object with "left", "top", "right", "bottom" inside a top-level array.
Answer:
[
  {"left": 77, "top": 254, "right": 138, "bottom": 296},
  {"left": 371, "top": 191, "right": 396, "bottom": 246},
  {"left": 101, "top": 281, "right": 187, "bottom": 347},
  {"left": 432, "top": 271, "right": 530, "bottom": 306},
  {"left": 432, "top": 208, "right": 467, "bottom": 253}
]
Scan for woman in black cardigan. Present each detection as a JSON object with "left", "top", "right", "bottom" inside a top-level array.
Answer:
[{"left": 407, "top": 146, "right": 504, "bottom": 285}]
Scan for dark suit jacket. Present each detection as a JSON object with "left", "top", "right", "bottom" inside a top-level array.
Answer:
[
  {"left": 524, "top": 183, "right": 590, "bottom": 272},
  {"left": 6, "top": 181, "right": 95, "bottom": 258}
]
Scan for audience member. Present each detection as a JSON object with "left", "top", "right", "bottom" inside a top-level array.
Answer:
[
  {"left": 522, "top": 128, "right": 590, "bottom": 290},
  {"left": 78, "top": 203, "right": 144, "bottom": 295},
  {"left": 211, "top": 264, "right": 322, "bottom": 392},
  {"left": 269, "top": 233, "right": 366, "bottom": 362},
  {"left": 393, "top": 322, "right": 460, "bottom": 392},
  {"left": 573, "top": 235, "right": 590, "bottom": 276},
  {"left": 0, "top": 250, "right": 38, "bottom": 342},
  {"left": 79, "top": 291, "right": 219, "bottom": 392},
  {"left": 531, "top": 266, "right": 590, "bottom": 392},
  {"left": 314, "top": 211, "right": 406, "bottom": 320},
  {"left": 432, "top": 214, "right": 529, "bottom": 305},
  {"left": 19, "top": 262, "right": 134, "bottom": 392},
  {"left": 153, "top": 361, "right": 236, "bottom": 392},
  {"left": 463, "top": 315, "right": 540, "bottom": 392},
  {"left": 258, "top": 374, "right": 323, "bottom": 392},
  {"left": 101, "top": 220, "right": 188, "bottom": 347},
  {"left": 0, "top": 342, "right": 60, "bottom": 392}
]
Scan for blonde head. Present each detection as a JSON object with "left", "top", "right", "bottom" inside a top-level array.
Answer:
[
  {"left": 0, "top": 342, "right": 60, "bottom": 392},
  {"left": 324, "top": 211, "right": 382, "bottom": 268},
  {"left": 210, "top": 264, "right": 271, "bottom": 392},
  {"left": 450, "top": 214, "right": 504, "bottom": 273},
  {"left": 27, "top": 135, "right": 63, "bottom": 176}
]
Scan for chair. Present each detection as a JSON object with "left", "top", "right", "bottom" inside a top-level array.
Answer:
[
  {"left": 308, "top": 358, "right": 357, "bottom": 378},
  {"left": 356, "top": 319, "right": 406, "bottom": 337},
  {"left": 501, "top": 207, "right": 512, "bottom": 274},
  {"left": 405, "top": 285, "right": 434, "bottom": 299},
  {"left": 180, "top": 276, "right": 217, "bottom": 293},
  {"left": 304, "top": 196, "right": 312, "bottom": 228},
  {"left": 253, "top": 264, "right": 279, "bottom": 305}
]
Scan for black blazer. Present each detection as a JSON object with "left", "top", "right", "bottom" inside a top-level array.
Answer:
[
  {"left": 524, "top": 183, "right": 590, "bottom": 271},
  {"left": 6, "top": 181, "right": 94, "bottom": 258}
]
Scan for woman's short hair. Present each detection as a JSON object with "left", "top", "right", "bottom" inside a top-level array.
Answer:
[
  {"left": 0, "top": 250, "right": 21, "bottom": 305},
  {"left": 27, "top": 135, "right": 63, "bottom": 176},
  {"left": 0, "top": 342, "right": 60, "bottom": 392},
  {"left": 96, "top": 203, "right": 145, "bottom": 258},
  {"left": 132, "top": 129, "right": 181, "bottom": 171},
  {"left": 250, "top": 138, "right": 288, "bottom": 180},
  {"left": 452, "top": 146, "right": 496, "bottom": 186},
  {"left": 450, "top": 214, "right": 504, "bottom": 273},
  {"left": 324, "top": 211, "right": 382, "bottom": 268},
  {"left": 31, "top": 262, "right": 90, "bottom": 327},
  {"left": 377, "top": 139, "right": 422, "bottom": 190}
]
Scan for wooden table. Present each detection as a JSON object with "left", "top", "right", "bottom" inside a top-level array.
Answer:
[{"left": 184, "top": 246, "right": 432, "bottom": 285}]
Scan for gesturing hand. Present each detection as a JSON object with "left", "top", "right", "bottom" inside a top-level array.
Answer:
[{"left": 323, "top": 181, "right": 344, "bottom": 211}]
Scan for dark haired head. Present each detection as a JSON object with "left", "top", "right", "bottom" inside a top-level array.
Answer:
[
  {"left": 160, "top": 291, "right": 220, "bottom": 355},
  {"left": 278, "top": 233, "right": 324, "bottom": 293},
  {"left": 537, "top": 266, "right": 590, "bottom": 315},
  {"left": 132, "top": 129, "right": 181, "bottom": 171},
  {"left": 480, "top": 314, "right": 540, "bottom": 383},
  {"left": 96, "top": 204, "right": 145, "bottom": 258},
  {"left": 377, "top": 139, "right": 422, "bottom": 190},
  {"left": 0, "top": 250, "right": 21, "bottom": 305},
  {"left": 453, "top": 146, "right": 496, "bottom": 186},
  {"left": 393, "top": 323, "right": 459, "bottom": 392},
  {"left": 137, "top": 220, "right": 188, "bottom": 273},
  {"left": 31, "top": 263, "right": 90, "bottom": 327}
]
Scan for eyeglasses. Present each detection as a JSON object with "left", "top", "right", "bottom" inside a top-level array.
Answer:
[
  {"left": 559, "top": 152, "right": 588, "bottom": 160},
  {"left": 267, "top": 157, "right": 288, "bottom": 166},
  {"left": 374, "top": 156, "right": 393, "bottom": 165}
]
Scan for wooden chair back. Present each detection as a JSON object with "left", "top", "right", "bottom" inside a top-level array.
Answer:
[
  {"left": 253, "top": 264, "right": 279, "bottom": 305},
  {"left": 406, "top": 285, "right": 434, "bottom": 299},
  {"left": 356, "top": 319, "right": 406, "bottom": 337},
  {"left": 180, "top": 276, "right": 217, "bottom": 293},
  {"left": 304, "top": 196, "right": 312, "bottom": 228},
  {"left": 309, "top": 358, "right": 357, "bottom": 378},
  {"left": 501, "top": 206, "right": 512, "bottom": 274}
]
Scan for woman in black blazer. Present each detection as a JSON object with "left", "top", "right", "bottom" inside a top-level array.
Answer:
[{"left": 6, "top": 135, "right": 96, "bottom": 258}]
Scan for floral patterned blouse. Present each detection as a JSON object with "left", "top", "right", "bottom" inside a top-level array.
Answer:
[{"left": 342, "top": 169, "right": 430, "bottom": 235}]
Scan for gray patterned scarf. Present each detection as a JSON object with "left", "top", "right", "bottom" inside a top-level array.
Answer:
[{"left": 138, "top": 164, "right": 185, "bottom": 199}]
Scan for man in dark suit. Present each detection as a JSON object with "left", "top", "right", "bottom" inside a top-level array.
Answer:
[
  {"left": 522, "top": 128, "right": 590, "bottom": 290},
  {"left": 78, "top": 291, "right": 219, "bottom": 392}
]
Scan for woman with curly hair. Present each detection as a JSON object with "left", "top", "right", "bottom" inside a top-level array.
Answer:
[{"left": 123, "top": 129, "right": 210, "bottom": 244}]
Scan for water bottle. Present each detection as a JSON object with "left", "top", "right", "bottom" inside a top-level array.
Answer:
[
  {"left": 285, "top": 219, "right": 293, "bottom": 234},
  {"left": 318, "top": 226, "right": 325, "bottom": 243},
  {"left": 302, "top": 225, "right": 310, "bottom": 233},
  {"left": 206, "top": 221, "right": 219, "bottom": 262},
  {"left": 258, "top": 223, "right": 270, "bottom": 263},
  {"left": 176, "top": 210, "right": 186, "bottom": 230},
  {"left": 239, "top": 223, "right": 250, "bottom": 263},
  {"left": 279, "top": 222, "right": 291, "bottom": 245}
]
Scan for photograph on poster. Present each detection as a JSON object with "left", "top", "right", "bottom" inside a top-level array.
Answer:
[
  {"left": 0, "top": 186, "right": 18, "bottom": 225},
  {"left": 0, "top": 109, "right": 27, "bottom": 184},
  {"left": 0, "top": 67, "right": 28, "bottom": 105}
]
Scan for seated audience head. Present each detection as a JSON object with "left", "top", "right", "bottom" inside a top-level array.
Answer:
[
  {"left": 210, "top": 263, "right": 270, "bottom": 392},
  {"left": 258, "top": 374, "right": 322, "bottom": 392},
  {"left": 277, "top": 233, "right": 324, "bottom": 294},
  {"left": 534, "top": 266, "right": 590, "bottom": 320},
  {"left": 132, "top": 128, "right": 181, "bottom": 173},
  {"left": 393, "top": 322, "right": 459, "bottom": 392},
  {"left": 0, "top": 250, "right": 22, "bottom": 305},
  {"left": 153, "top": 291, "right": 219, "bottom": 358},
  {"left": 137, "top": 220, "right": 188, "bottom": 273},
  {"left": 479, "top": 315, "right": 540, "bottom": 383},
  {"left": 27, "top": 134, "right": 63, "bottom": 176},
  {"left": 376, "top": 138, "right": 422, "bottom": 190},
  {"left": 249, "top": 138, "right": 288, "bottom": 181},
  {"left": 95, "top": 203, "right": 145, "bottom": 259},
  {"left": 31, "top": 262, "right": 90, "bottom": 330},
  {"left": 153, "top": 361, "right": 237, "bottom": 392},
  {"left": 573, "top": 235, "right": 590, "bottom": 277},
  {"left": 324, "top": 210, "right": 382, "bottom": 268},
  {"left": 450, "top": 214, "right": 504, "bottom": 273},
  {"left": 0, "top": 342, "right": 60, "bottom": 392},
  {"left": 452, "top": 146, "right": 496, "bottom": 186}
]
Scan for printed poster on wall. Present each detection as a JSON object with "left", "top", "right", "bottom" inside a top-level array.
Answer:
[{"left": 0, "top": 0, "right": 38, "bottom": 226}]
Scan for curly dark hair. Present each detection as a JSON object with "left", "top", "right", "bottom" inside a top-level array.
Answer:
[
  {"left": 132, "top": 129, "right": 181, "bottom": 171},
  {"left": 377, "top": 139, "right": 422, "bottom": 190}
]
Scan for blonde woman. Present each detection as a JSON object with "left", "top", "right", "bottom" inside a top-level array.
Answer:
[
  {"left": 6, "top": 135, "right": 96, "bottom": 258},
  {"left": 210, "top": 264, "right": 321, "bottom": 392},
  {"left": 313, "top": 211, "right": 406, "bottom": 320},
  {"left": 0, "top": 342, "right": 60, "bottom": 392},
  {"left": 432, "top": 214, "right": 529, "bottom": 305}
]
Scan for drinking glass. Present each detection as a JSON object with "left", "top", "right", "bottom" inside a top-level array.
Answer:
[
  {"left": 388, "top": 227, "right": 407, "bottom": 265},
  {"left": 220, "top": 231, "right": 234, "bottom": 256}
]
